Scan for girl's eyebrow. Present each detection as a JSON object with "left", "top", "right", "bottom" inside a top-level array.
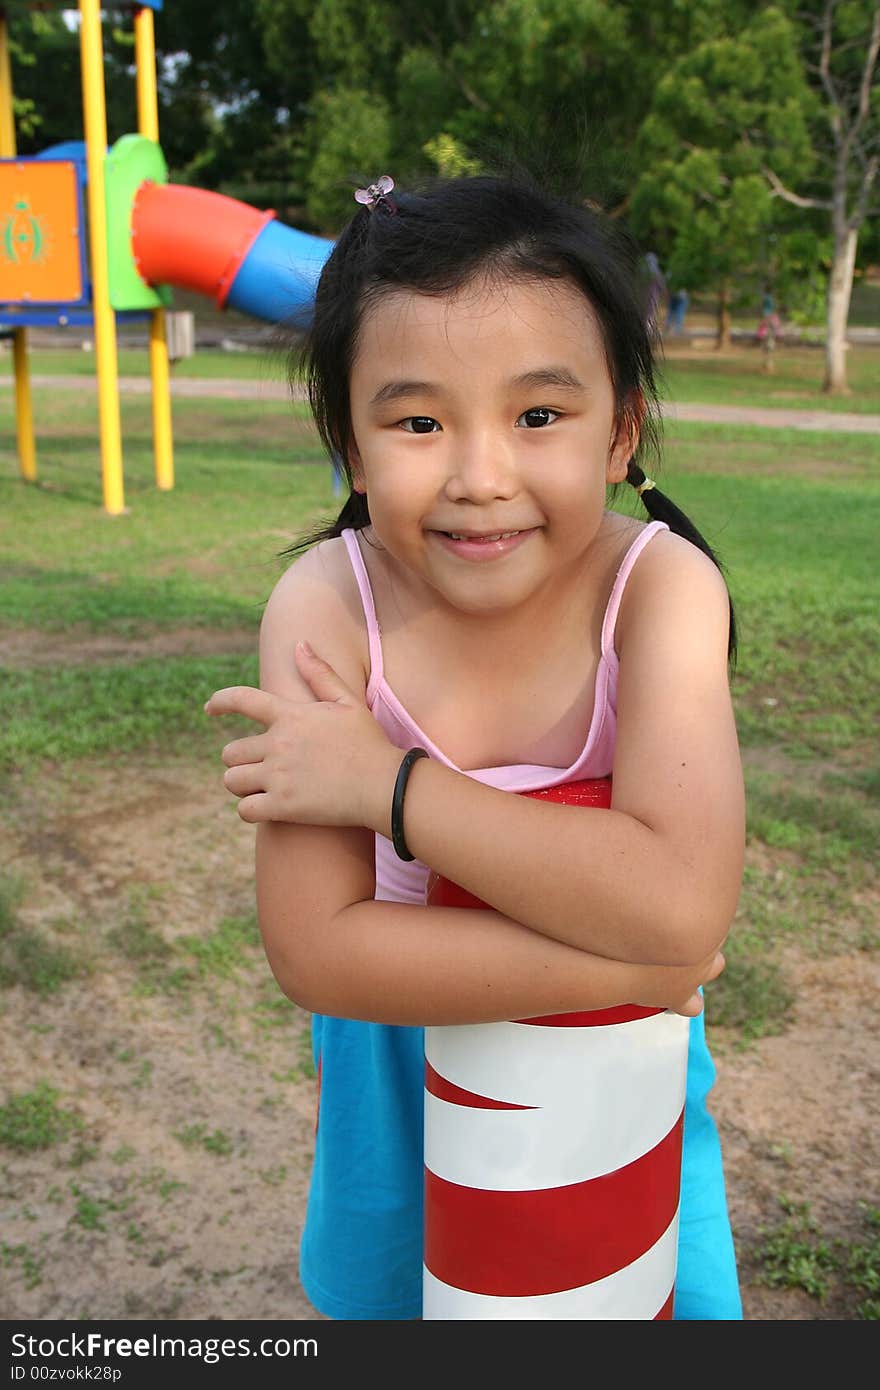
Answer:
[
  {"left": 369, "top": 380, "right": 439, "bottom": 408},
  {"left": 512, "top": 367, "right": 586, "bottom": 392}
]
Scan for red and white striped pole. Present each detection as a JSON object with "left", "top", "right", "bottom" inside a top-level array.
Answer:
[{"left": 423, "top": 778, "right": 689, "bottom": 1319}]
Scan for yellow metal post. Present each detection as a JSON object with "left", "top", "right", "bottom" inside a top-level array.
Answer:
[
  {"left": 135, "top": 3, "right": 173, "bottom": 490},
  {"left": 79, "top": 0, "right": 125, "bottom": 514},
  {"left": 0, "top": 8, "right": 37, "bottom": 482}
]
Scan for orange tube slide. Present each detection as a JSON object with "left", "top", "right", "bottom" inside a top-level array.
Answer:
[{"left": 131, "top": 181, "right": 275, "bottom": 308}]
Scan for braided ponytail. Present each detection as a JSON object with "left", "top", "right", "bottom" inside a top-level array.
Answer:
[{"left": 626, "top": 461, "right": 737, "bottom": 663}]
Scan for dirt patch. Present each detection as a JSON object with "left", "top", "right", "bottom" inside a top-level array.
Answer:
[
  {"left": 1, "top": 757, "right": 876, "bottom": 1322},
  {"left": 0, "top": 628, "right": 258, "bottom": 669}
]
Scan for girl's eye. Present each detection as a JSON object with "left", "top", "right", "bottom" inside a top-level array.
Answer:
[
  {"left": 516, "top": 407, "right": 559, "bottom": 429},
  {"left": 399, "top": 416, "right": 441, "bottom": 434}
]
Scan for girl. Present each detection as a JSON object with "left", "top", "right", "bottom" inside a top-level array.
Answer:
[{"left": 205, "top": 173, "right": 745, "bottom": 1321}]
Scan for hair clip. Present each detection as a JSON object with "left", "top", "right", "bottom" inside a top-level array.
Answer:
[{"left": 354, "top": 174, "right": 397, "bottom": 213}]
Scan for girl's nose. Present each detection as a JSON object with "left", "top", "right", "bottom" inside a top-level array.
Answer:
[{"left": 444, "top": 431, "right": 518, "bottom": 503}]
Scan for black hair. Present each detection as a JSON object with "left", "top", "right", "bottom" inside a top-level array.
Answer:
[{"left": 287, "top": 172, "right": 736, "bottom": 663}]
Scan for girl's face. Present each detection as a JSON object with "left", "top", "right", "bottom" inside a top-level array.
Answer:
[{"left": 347, "top": 275, "right": 635, "bottom": 617}]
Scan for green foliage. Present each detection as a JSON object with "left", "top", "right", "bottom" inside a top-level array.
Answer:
[
  {"left": 705, "top": 949, "right": 795, "bottom": 1041},
  {"left": 0, "top": 1083, "right": 80, "bottom": 1153},
  {"left": 173, "top": 1124, "right": 235, "bottom": 1156},
  {"left": 107, "top": 911, "right": 192, "bottom": 998},
  {"left": 107, "top": 908, "right": 262, "bottom": 999},
  {"left": 9, "top": 7, "right": 136, "bottom": 152},
  {"left": 0, "top": 873, "right": 24, "bottom": 938},
  {"left": 301, "top": 87, "right": 393, "bottom": 232},
  {"left": 631, "top": 6, "right": 818, "bottom": 306},
  {"left": 845, "top": 1204, "right": 880, "bottom": 1320},
  {"left": 758, "top": 1197, "right": 837, "bottom": 1299},
  {"left": 1, "top": 1241, "right": 44, "bottom": 1290},
  {"left": 0, "top": 922, "right": 83, "bottom": 996},
  {"left": 156, "top": 0, "right": 307, "bottom": 195},
  {"left": 0, "top": 874, "right": 84, "bottom": 996},
  {"left": 423, "top": 133, "right": 482, "bottom": 179},
  {"left": 178, "top": 915, "right": 261, "bottom": 978},
  {"left": 757, "top": 1197, "right": 880, "bottom": 1316}
]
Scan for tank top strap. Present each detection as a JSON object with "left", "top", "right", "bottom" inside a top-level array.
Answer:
[
  {"left": 341, "top": 528, "right": 384, "bottom": 696},
  {"left": 600, "top": 520, "right": 669, "bottom": 659}
]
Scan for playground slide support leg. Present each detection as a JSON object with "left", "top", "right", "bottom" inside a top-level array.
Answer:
[
  {"left": 13, "top": 329, "right": 37, "bottom": 482},
  {"left": 135, "top": 3, "right": 173, "bottom": 490},
  {"left": 149, "top": 308, "right": 173, "bottom": 489},
  {"left": 0, "top": 10, "right": 37, "bottom": 482},
  {"left": 79, "top": 0, "right": 125, "bottom": 515}
]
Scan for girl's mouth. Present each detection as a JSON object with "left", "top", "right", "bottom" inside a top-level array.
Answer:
[{"left": 431, "top": 528, "right": 537, "bottom": 560}]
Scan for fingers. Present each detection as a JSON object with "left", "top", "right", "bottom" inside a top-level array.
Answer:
[
  {"left": 204, "top": 686, "right": 279, "bottom": 725},
  {"left": 223, "top": 764, "right": 266, "bottom": 798},
  {"left": 673, "top": 992, "right": 705, "bottom": 1018},
  {"left": 221, "top": 734, "right": 266, "bottom": 768},
  {"left": 294, "top": 640, "right": 359, "bottom": 706},
  {"left": 236, "top": 793, "right": 273, "bottom": 824}
]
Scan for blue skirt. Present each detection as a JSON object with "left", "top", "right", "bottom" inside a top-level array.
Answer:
[{"left": 301, "top": 1009, "right": 741, "bottom": 1321}]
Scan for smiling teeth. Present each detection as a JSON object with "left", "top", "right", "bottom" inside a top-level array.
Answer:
[{"left": 448, "top": 531, "right": 520, "bottom": 541}]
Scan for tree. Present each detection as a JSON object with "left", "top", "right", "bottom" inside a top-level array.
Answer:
[
  {"left": 155, "top": 0, "right": 312, "bottom": 202},
  {"left": 766, "top": 1, "right": 880, "bottom": 393},
  {"left": 299, "top": 87, "right": 392, "bottom": 231},
  {"left": 630, "top": 7, "right": 818, "bottom": 348},
  {"left": 7, "top": 7, "right": 136, "bottom": 152}
]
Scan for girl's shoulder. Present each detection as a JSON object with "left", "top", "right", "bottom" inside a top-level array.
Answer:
[
  {"left": 260, "top": 535, "right": 370, "bottom": 696},
  {"left": 614, "top": 524, "right": 732, "bottom": 665}
]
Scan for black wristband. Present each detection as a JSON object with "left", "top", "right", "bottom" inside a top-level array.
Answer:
[{"left": 391, "top": 748, "right": 428, "bottom": 862}]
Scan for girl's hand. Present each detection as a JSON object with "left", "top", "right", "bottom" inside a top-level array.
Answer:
[
  {"left": 666, "top": 949, "right": 726, "bottom": 1018},
  {"left": 204, "top": 641, "right": 402, "bottom": 829}
]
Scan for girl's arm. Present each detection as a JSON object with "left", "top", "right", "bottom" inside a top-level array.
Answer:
[
  {"left": 255, "top": 820, "right": 722, "bottom": 1025},
  {"left": 208, "top": 544, "right": 721, "bottom": 1024},
  {"left": 383, "top": 535, "right": 744, "bottom": 966},
  {"left": 209, "top": 533, "right": 743, "bottom": 979}
]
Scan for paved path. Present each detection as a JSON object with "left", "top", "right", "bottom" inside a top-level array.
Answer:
[{"left": 19, "top": 373, "right": 880, "bottom": 435}]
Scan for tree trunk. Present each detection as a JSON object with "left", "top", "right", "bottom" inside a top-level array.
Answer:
[
  {"left": 824, "top": 224, "right": 858, "bottom": 395},
  {"left": 715, "top": 282, "right": 731, "bottom": 350}
]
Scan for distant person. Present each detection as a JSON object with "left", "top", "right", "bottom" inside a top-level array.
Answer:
[
  {"left": 665, "top": 287, "right": 690, "bottom": 336},
  {"left": 643, "top": 251, "right": 669, "bottom": 337},
  {"left": 756, "top": 290, "right": 781, "bottom": 345}
]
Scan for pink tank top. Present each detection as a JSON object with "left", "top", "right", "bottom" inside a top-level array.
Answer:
[{"left": 341, "top": 522, "right": 669, "bottom": 904}]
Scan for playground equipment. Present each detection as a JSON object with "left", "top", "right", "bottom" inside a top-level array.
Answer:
[
  {"left": 0, "top": 1, "right": 332, "bottom": 513},
  {"left": 425, "top": 778, "right": 690, "bottom": 1319}
]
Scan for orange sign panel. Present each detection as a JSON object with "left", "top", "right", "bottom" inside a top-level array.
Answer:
[{"left": 0, "top": 160, "right": 83, "bottom": 305}]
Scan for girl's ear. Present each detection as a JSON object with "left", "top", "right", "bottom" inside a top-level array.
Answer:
[{"left": 607, "top": 391, "right": 643, "bottom": 484}]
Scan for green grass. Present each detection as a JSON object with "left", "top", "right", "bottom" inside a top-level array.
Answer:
[
  {"left": 626, "top": 424, "right": 880, "bottom": 759},
  {"left": 105, "top": 907, "right": 264, "bottom": 1000},
  {"left": 173, "top": 1124, "right": 236, "bottom": 1157},
  {"left": 0, "top": 921, "right": 84, "bottom": 995},
  {"left": 0, "top": 345, "right": 291, "bottom": 382},
  {"left": 0, "top": 1083, "right": 81, "bottom": 1152},
  {"left": 178, "top": 914, "right": 262, "bottom": 979},
  {"left": 756, "top": 1198, "right": 880, "bottom": 1317},
  {"left": 0, "top": 654, "right": 260, "bottom": 773},
  {"left": 0, "top": 873, "right": 85, "bottom": 995},
  {"left": 0, "top": 395, "right": 329, "bottom": 634},
  {"left": 659, "top": 345, "right": 880, "bottom": 414}
]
